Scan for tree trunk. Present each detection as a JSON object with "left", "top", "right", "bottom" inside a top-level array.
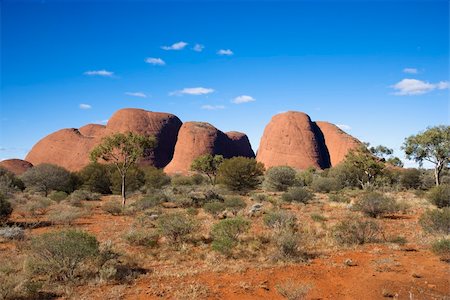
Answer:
[
  {"left": 121, "top": 174, "right": 126, "bottom": 207},
  {"left": 435, "top": 166, "right": 441, "bottom": 186}
]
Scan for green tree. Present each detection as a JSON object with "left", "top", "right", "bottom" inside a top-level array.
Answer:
[
  {"left": 217, "top": 157, "right": 265, "bottom": 191},
  {"left": 21, "top": 164, "right": 74, "bottom": 196},
  {"left": 369, "top": 144, "right": 404, "bottom": 167},
  {"left": 343, "top": 146, "right": 385, "bottom": 189},
  {"left": 263, "top": 166, "right": 297, "bottom": 191},
  {"left": 190, "top": 154, "right": 224, "bottom": 185},
  {"left": 403, "top": 125, "right": 450, "bottom": 186},
  {"left": 77, "top": 162, "right": 112, "bottom": 194},
  {"left": 90, "top": 132, "right": 156, "bottom": 206}
]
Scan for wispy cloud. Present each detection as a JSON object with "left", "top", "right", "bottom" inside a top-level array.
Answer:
[
  {"left": 145, "top": 57, "right": 166, "bottom": 65},
  {"left": 217, "top": 49, "right": 233, "bottom": 56},
  {"left": 201, "top": 105, "right": 225, "bottom": 110},
  {"left": 193, "top": 44, "right": 205, "bottom": 52},
  {"left": 94, "top": 119, "right": 108, "bottom": 124},
  {"left": 161, "top": 41, "right": 188, "bottom": 50},
  {"left": 79, "top": 104, "right": 92, "bottom": 109},
  {"left": 337, "top": 124, "right": 352, "bottom": 130},
  {"left": 403, "top": 68, "right": 418, "bottom": 74},
  {"left": 391, "top": 78, "right": 449, "bottom": 95},
  {"left": 83, "top": 70, "right": 114, "bottom": 77},
  {"left": 232, "top": 95, "right": 255, "bottom": 104},
  {"left": 125, "top": 92, "right": 147, "bottom": 98},
  {"left": 170, "top": 87, "right": 215, "bottom": 96}
]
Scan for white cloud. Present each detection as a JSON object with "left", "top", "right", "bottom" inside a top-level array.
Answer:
[
  {"left": 170, "top": 87, "right": 215, "bottom": 96},
  {"left": 336, "top": 124, "right": 352, "bottom": 130},
  {"left": 217, "top": 49, "right": 233, "bottom": 56},
  {"left": 161, "top": 41, "right": 188, "bottom": 50},
  {"left": 232, "top": 95, "right": 255, "bottom": 104},
  {"left": 79, "top": 104, "right": 92, "bottom": 109},
  {"left": 403, "top": 68, "right": 418, "bottom": 74},
  {"left": 83, "top": 70, "right": 114, "bottom": 77},
  {"left": 193, "top": 44, "right": 205, "bottom": 52},
  {"left": 391, "top": 78, "right": 450, "bottom": 95},
  {"left": 125, "top": 92, "right": 147, "bottom": 98},
  {"left": 145, "top": 57, "right": 166, "bottom": 65},
  {"left": 201, "top": 105, "right": 225, "bottom": 110}
]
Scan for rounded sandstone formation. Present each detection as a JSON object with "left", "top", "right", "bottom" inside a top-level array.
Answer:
[
  {"left": 0, "top": 159, "right": 33, "bottom": 175},
  {"left": 256, "top": 111, "right": 329, "bottom": 170},
  {"left": 79, "top": 124, "right": 106, "bottom": 137},
  {"left": 226, "top": 131, "right": 255, "bottom": 158},
  {"left": 315, "top": 121, "right": 361, "bottom": 166}
]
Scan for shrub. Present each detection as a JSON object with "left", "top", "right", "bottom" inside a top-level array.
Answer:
[
  {"left": 21, "top": 163, "right": 75, "bottom": 196},
  {"left": 124, "top": 229, "right": 159, "bottom": 247},
  {"left": 419, "top": 208, "right": 450, "bottom": 235},
  {"left": 0, "top": 194, "right": 13, "bottom": 223},
  {"left": 211, "top": 217, "right": 250, "bottom": 255},
  {"left": 0, "top": 167, "right": 24, "bottom": 195},
  {"left": 0, "top": 226, "right": 25, "bottom": 240},
  {"left": 47, "top": 205, "right": 86, "bottom": 225},
  {"left": 20, "top": 196, "right": 53, "bottom": 218},
  {"left": 263, "top": 166, "right": 297, "bottom": 191},
  {"left": 263, "top": 210, "right": 297, "bottom": 230},
  {"left": 276, "top": 280, "right": 311, "bottom": 300},
  {"left": 70, "top": 189, "right": 101, "bottom": 202},
  {"left": 310, "top": 213, "right": 327, "bottom": 222},
  {"left": 133, "top": 193, "right": 167, "bottom": 211},
  {"left": 26, "top": 230, "right": 99, "bottom": 282},
  {"left": 281, "top": 187, "right": 313, "bottom": 204},
  {"left": 143, "top": 166, "right": 171, "bottom": 189},
  {"left": 203, "top": 201, "right": 227, "bottom": 216},
  {"left": 251, "top": 193, "right": 269, "bottom": 202},
  {"left": 400, "top": 168, "right": 422, "bottom": 190},
  {"left": 191, "top": 154, "right": 224, "bottom": 185},
  {"left": 327, "top": 164, "right": 359, "bottom": 189},
  {"left": 157, "top": 212, "right": 196, "bottom": 244},
  {"left": 274, "top": 229, "right": 303, "bottom": 261},
  {"left": 431, "top": 238, "right": 450, "bottom": 261},
  {"left": 310, "top": 176, "right": 341, "bottom": 193},
  {"left": 171, "top": 175, "right": 195, "bottom": 186},
  {"left": 353, "top": 192, "right": 398, "bottom": 218},
  {"left": 48, "top": 191, "right": 68, "bottom": 202},
  {"left": 333, "top": 217, "right": 380, "bottom": 245},
  {"left": 77, "top": 163, "right": 112, "bottom": 194},
  {"left": 102, "top": 200, "right": 123, "bottom": 215},
  {"left": 224, "top": 196, "right": 246, "bottom": 212},
  {"left": 328, "top": 193, "right": 350, "bottom": 203},
  {"left": 427, "top": 185, "right": 450, "bottom": 208},
  {"left": 217, "top": 157, "right": 265, "bottom": 191}
]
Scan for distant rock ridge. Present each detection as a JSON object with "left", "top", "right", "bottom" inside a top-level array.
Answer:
[
  {"left": 18, "top": 108, "right": 359, "bottom": 173},
  {"left": 0, "top": 159, "right": 33, "bottom": 175}
]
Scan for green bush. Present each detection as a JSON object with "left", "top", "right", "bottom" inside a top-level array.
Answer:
[
  {"left": 427, "top": 185, "right": 450, "bottom": 208},
  {"left": 211, "top": 217, "right": 251, "bottom": 255},
  {"left": 333, "top": 217, "right": 380, "bottom": 245},
  {"left": 274, "top": 229, "right": 303, "bottom": 261},
  {"left": 263, "top": 166, "right": 297, "bottom": 191},
  {"left": 102, "top": 200, "right": 123, "bottom": 215},
  {"left": 133, "top": 193, "right": 168, "bottom": 211},
  {"left": 263, "top": 210, "right": 297, "bottom": 230},
  {"left": 327, "top": 164, "right": 360, "bottom": 189},
  {"left": 110, "top": 165, "right": 145, "bottom": 194},
  {"left": 48, "top": 191, "right": 68, "bottom": 202},
  {"left": 171, "top": 175, "right": 195, "bottom": 186},
  {"left": 70, "top": 189, "right": 101, "bottom": 202},
  {"left": 21, "top": 163, "right": 75, "bottom": 196},
  {"left": 353, "top": 192, "right": 398, "bottom": 218},
  {"left": 0, "top": 194, "right": 13, "bottom": 223},
  {"left": 0, "top": 167, "right": 25, "bottom": 195},
  {"left": 124, "top": 229, "right": 159, "bottom": 247},
  {"left": 431, "top": 238, "right": 450, "bottom": 261},
  {"left": 157, "top": 212, "right": 196, "bottom": 244},
  {"left": 20, "top": 196, "right": 53, "bottom": 218},
  {"left": 328, "top": 193, "right": 350, "bottom": 203},
  {"left": 224, "top": 196, "right": 246, "bottom": 212},
  {"left": 26, "top": 230, "right": 99, "bottom": 282},
  {"left": 400, "top": 168, "right": 422, "bottom": 190},
  {"left": 217, "top": 157, "right": 265, "bottom": 191},
  {"left": 296, "top": 167, "right": 316, "bottom": 186},
  {"left": 143, "top": 166, "right": 171, "bottom": 189},
  {"left": 47, "top": 205, "right": 86, "bottom": 225},
  {"left": 281, "top": 187, "right": 313, "bottom": 204},
  {"left": 310, "top": 176, "right": 341, "bottom": 193},
  {"left": 77, "top": 163, "right": 112, "bottom": 194},
  {"left": 419, "top": 208, "right": 450, "bottom": 235},
  {"left": 203, "top": 201, "right": 227, "bottom": 216}
]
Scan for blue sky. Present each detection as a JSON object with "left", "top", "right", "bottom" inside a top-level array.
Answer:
[{"left": 1, "top": 0, "right": 449, "bottom": 167}]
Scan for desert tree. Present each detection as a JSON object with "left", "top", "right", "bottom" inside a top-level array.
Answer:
[
  {"left": 217, "top": 157, "right": 265, "bottom": 191},
  {"left": 402, "top": 125, "right": 450, "bottom": 186},
  {"left": 369, "top": 144, "right": 404, "bottom": 168},
  {"left": 190, "top": 154, "right": 224, "bottom": 185},
  {"left": 90, "top": 132, "right": 156, "bottom": 206},
  {"left": 21, "top": 163, "right": 74, "bottom": 196},
  {"left": 343, "top": 145, "right": 385, "bottom": 189}
]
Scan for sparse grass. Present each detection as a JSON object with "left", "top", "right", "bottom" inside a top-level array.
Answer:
[
  {"left": 431, "top": 238, "right": 450, "bottom": 262},
  {"left": 333, "top": 216, "right": 381, "bottom": 245},
  {"left": 310, "top": 213, "right": 327, "bottom": 222},
  {"left": 282, "top": 187, "right": 313, "bottom": 204},
  {"left": 419, "top": 208, "right": 450, "bottom": 235},
  {"left": 102, "top": 200, "right": 123, "bottom": 215},
  {"left": 353, "top": 192, "right": 399, "bottom": 218},
  {"left": 124, "top": 229, "right": 159, "bottom": 247},
  {"left": 276, "top": 280, "right": 312, "bottom": 300}
]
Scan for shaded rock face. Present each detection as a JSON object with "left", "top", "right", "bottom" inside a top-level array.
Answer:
[
  {"left": 315, "top": 121, "right": 361, "bottom": 167},
  {"left": 0, "top": 159, "right": 33, "bottom": 175},
  {"left": 164, "top": 123, "right": 255, "bottom": 174},
  {"left": 256, "top": 111, "right": 360, "bottom": 170},
  {"left": 26, "top": 108, "right": 182, "bottom": 171}
]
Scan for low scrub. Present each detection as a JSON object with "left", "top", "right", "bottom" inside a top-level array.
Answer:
[
  {"left": 419, "top": 208, "right": 450, "bottom": 235},
  {"left": 281, "top": 187, "right": 313, "bottom": 204},
  {"left": 0, "top": 226, "right": 25, "bottom": 240},
  {"left": 333, "top": 217, "right": 381, "bottom": 245},
  {"left": 0, "top": 194, "right": 13, "bottom": 223},
  {"left": 353, "top": 192, "right": 399, "bottom": 218},
  {"left": 203, "top": 201, "right": 227, "bottom": 217},
  {"left": 431, "top": 238, "right": 450, "bottom": 262},
  {"left": 48, "top": 191, "right": 68, "bottom": 202},
  {"left": 263, "top": 210, "right": 297, "bottom": 231},
  {"left": 263, "top": 166, "right": 297, "bottom": 191},
  {"left": 276, "top": 280, "right": 311, "bottom": 300},
  {"left": 310, "top": 176, "right": 341, "bottom": 193},
  {"left": 124, "top": 229, "right": 159, "bottom": 247},
  {"left": 47, "top": 205, "right": 86, "bottom": 225},
  {"left": 157, "top": 212, "right": 197, "bottom": 244},
  {"left": 70, "top": 189, "right": 101, "bottom": 202},
  {"left": 211, "top": 217, "right": 250, "bottom": 256},
  {"left": 133, "top": 193, "right": 168, "bottom": 211},
  {"left": 427, "top": 185, "right": 450, "bottom": 208},
  {"left": 273, "top": 229, "right": 305, "bottom": 261},
  {"left": 102, "top": 200, "right": 123, "bottom": 215}
]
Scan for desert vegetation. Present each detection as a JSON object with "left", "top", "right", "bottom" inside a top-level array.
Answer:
[{"left": 0, "top": 126, "right": 449, "bottom": 299}]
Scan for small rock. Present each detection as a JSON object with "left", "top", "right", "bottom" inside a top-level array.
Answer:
[
  {"left": 161, "top": 202, "right": 178, "bottom": 208},
  {"left": 381, "top": 289, "right": 397, "bottom": 298},
  {"left": 412, "top": 273, "right": 422, "bottom": 278},
  {"left": 427, "top": 284, "right": 436, "bottom": 289},
  {"left": 344, "top": 258, "right": 358, "bottom": 266},
  {"left": 248, "top": 203, "right": 263, "bottom": 216}
]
